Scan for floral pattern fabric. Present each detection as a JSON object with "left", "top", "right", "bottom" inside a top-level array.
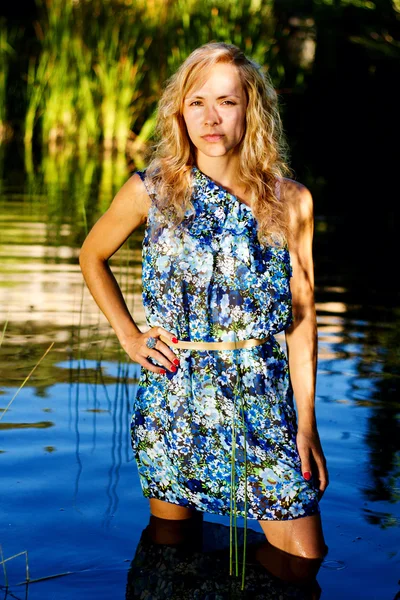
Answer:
[{"left": 130, "top": 165, "right": 320, "bottom": 521}]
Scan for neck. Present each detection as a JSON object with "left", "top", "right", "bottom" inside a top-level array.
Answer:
[{"left": 195, "top": 156, "right": 243, "bottom": 198}]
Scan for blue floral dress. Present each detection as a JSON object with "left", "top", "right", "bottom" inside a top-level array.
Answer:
[{"left": 130, "top": 165, "right": 320, "bottom": 522}]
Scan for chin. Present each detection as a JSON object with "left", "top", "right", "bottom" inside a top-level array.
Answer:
[{"left": 200, "top": 145, "right": 230, "bottom": 157}]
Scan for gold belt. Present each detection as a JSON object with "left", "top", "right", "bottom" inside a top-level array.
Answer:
[{"left": 159, "top": 334, "right": 268, "bottom": 350}]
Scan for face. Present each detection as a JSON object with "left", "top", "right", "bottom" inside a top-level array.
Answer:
[{"left": 182, "top": 62, "right": 247, "bottom": 160}]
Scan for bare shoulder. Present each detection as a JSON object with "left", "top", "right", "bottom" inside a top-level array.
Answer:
[
  {"left": 114, "top": 172, "right": 152, "bottom": 224},
  {"left": 278, "top": 176, "right": 314, "bottom": 230},
  {"left": 79, "top": 172, "right": 154, "bottom": 262}
]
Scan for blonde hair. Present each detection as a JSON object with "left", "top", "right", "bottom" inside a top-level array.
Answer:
[{"left": 143, "top": 41, "right": 294, "bottom": 247}]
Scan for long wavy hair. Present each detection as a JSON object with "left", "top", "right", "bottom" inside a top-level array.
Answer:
[{"left": 143, "top": 42, "right": 294, "bottom": 247}]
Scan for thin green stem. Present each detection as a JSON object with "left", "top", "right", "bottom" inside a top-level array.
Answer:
[
  {"left": 0, "top": 316, "right": 8, "bottom": 347},
  {"left": 0, "top": 343, "right": 55, "bottom": 421},
  {"left": 25, "top": 550, "right": 30, "bottom": 582},
  {"left": 0, "top": 544, "right": 8, "bottom": 588},
  {"left": 233, "top": 333, "right": 239, "bottom": 579},
  {"left": 240, "top": 383, "right": 248, "bottom": 590},
  {"left": 229, "top": 409, "right": 236, "bottom": 576},
  {"left": 231, "top": 328, "right": 249, "bottom": 590},
  {"left": 80, "top": 192, "right": 88, "bottom": 237},
  {"left": 233, "top": 439, "right": 238, "bottom": 577}
]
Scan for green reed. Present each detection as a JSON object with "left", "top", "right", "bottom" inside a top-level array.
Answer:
[
  {"left": 24, "top": 50, "right": 50, "bottom": 146},
  {"left": 0, "top": 544, "right": 30, "bottom": 588},
  {"left": 0, "top": 542, "right": 82, "bottom": 588},
  {"left": 21, "top": 0, "right": 281, "bottom": 154},
  {"left": 0, "top": 318, "right": 8, "bottom": 348},
  {"left": 95, "top": 28, "right": 148, "bottom": 154},
  {"left": 0, "top": 342, "right": 54, "bottom": 422},
  {"left": 127, "top": 110, "right": 158, "bottom": 161},
  {"left": 165, "top": 0, "right": 276, "bottom": 75},
  {"left": 24, "top": 0, "right": 150, "bottom": 152},
  {"left": 72, "top": 39, "right": 98, "bottom": 153},
  {"left": 238, "top": 357, "right": 248, "bottom": 589},
  {"left": 25, "top": 1, "right": 97, "bottom": 149},
  {"left": 229, "top": 400, "right": 238, "bottom": 576},
  {"left": 229, "top": 329, "right": 249, "bottom": 590}
]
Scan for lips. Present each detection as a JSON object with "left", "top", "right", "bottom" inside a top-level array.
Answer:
[{"left": 202, "top": 134, "right": 223, "bottom": 142}]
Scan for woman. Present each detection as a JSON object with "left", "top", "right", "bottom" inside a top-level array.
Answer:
[{"left": 79, "top": 42, "right": 329, "bottom": 586}]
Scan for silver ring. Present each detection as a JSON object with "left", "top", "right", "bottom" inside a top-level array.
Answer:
[{"left": 145, "top": 336, "right": 158, "bottom": 350}]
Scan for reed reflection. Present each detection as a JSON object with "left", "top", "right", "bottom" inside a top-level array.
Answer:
[
  {"left": 360, "top": 305, "right": 400, "bottom": 518},
  {"left": 126, "top": 515, "right": 324, "bottom": 599},
  {"left": 1, "top": 143, "right": 399, "bottom": 557},
  {"left": 316, "top": 300, "right": 400, "bottom": 513}
]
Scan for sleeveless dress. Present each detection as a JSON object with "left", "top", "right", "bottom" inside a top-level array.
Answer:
[{"left": 130, "top": 165, "right": 321, "bottom": 522}]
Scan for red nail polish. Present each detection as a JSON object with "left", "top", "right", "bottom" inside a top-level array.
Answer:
[
  {"left": 172, "top": 337, "right": 178, "bottom": 344},
  {"left": 303, "top": 471, "right": 312, "bottom": 480},
  {"left": 160, "top": 369, "right": 166, "bottom": 375},
  {"left": 170, "top": 365, "right": 177, "bottom": 372},
  {"left": 173, "top": 358, "right": 180, "bottom": 365}
]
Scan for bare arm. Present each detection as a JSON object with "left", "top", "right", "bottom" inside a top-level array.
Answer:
[
  {"left": 284, "top": 180, "right": 329, "bottom": 497},
  {"left": 79, "top": 173, "right": 179, "bottom": 375}
]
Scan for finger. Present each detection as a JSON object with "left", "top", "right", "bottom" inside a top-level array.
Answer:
[
  {"left": 297, "top": 447, "right": 313, "bottom": 482},
  {"left": 153, "top": 326, "right": 179, "bottom": 345},
  {"left": 139, "top": 356, "right": 167, "bottom": 375},
  {"left": 145, "top": 347, "right": 178, "bottom": 372},
  {"left": 146, "top": 328, "right": 180, "bottom": 367},
  {"left": 317, "top": 472, "right": 329, "bottom": 499},
  {"left": 156, "top": 338, "right": 181, "bottom": 367},
  {"left": 312, "top": 454, "right": 329, "bottom": 491},
  {"left": 318, "top": 470, "right": 329, "bottom": 492}
]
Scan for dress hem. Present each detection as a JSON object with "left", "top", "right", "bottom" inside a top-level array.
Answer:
[{"left": 145, "top": 494, "right": 321, "bottom": 522}]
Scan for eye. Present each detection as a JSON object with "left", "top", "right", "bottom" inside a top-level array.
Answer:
[{"left": 188, "top": 100, "right": 236, "bottom": 106}]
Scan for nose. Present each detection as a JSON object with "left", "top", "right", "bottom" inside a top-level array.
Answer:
[{"left": 204, "top": 105, "right": 220, "bottom": 126}]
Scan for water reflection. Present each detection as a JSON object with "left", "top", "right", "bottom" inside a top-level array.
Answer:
[
  {"left": 316, "top": 302, "right": 400, "bottom": 512},
  {"left": 1, "top": 175, "right": 399, "bottom": 516},
  {"left": 126, "top": 516, "right": 323, "bottom": 599},
  {"left": 0, "top": 421, "right": 54, "bottom": 430},
  {"left": 0, "top": 149, "right": 399, "bottom": 598}
]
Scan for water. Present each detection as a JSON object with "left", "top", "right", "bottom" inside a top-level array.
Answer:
[{"left": 0, "top": 152, "right": 399, "bottom": 599}]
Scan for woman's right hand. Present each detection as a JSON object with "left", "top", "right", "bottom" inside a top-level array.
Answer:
[{"left": 120, "top": 326, "right": 180, "bottom": 375}]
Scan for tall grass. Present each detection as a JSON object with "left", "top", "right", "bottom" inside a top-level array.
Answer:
[
  {"left": 25, "top": 50, "right": 52, "bottom": 147},
  {"left": 25, "top": 0, "right": 150, "bottom": 153},
  {"left": 25, "top": 2, "right": 97, "bottom": 149},
  {"left": 94, "top": 28, "right": 148, "bottom": 153},
  {"left": 164, "top": 0, "right": 276, "bottom": 77},
  {"left": 22, "top": 0, "right": 281, "bottom": 154}
]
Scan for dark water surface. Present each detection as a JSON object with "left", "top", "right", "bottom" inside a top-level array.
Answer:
[{"left": 0, "top": 153, "right": 399, "bottom": 599}]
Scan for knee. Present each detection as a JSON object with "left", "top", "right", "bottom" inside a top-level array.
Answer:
[
  {"left": 254, "top": 541, "right": 326, "bottom": 585},
  {"left": 149, "top": 498, "right": 197, "bottom": 520},
  {"left": 299, "top": 541, "right": 328, "bottom": 561},
  {"left": 147, "top": 513, "right": 202, "bottom": 546},
  {"left": 285, "top": 540, "right": 327, "bottom": 584},
  {"left": 287, "top": 552, "right": 324, "bottom": 584}
]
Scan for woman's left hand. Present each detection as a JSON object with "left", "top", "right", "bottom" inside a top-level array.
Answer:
[{"left": 296, "top": 427, "right": 329, "bottom": 501}]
